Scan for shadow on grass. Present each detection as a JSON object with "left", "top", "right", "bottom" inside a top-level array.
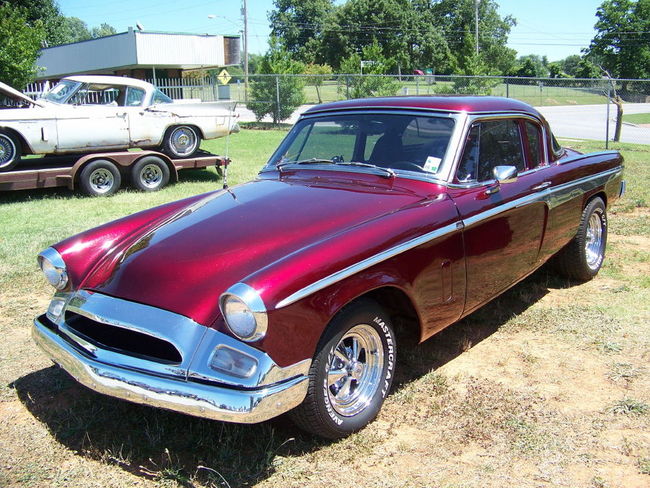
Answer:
[{"left": 11, "top": 265, "right": 580, "bottom": 486}]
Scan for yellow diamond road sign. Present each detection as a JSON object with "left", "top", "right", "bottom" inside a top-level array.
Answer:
[{"left": 217, "top": 69, "right": 231, "bottom": 85}]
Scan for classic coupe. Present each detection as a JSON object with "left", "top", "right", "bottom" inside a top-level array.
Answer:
[
  {"left": 0, "top": 75, "right": 238, "bottom": 171},
  {"left": 32, "top": 96, "right": 625, "bottom": 439}
]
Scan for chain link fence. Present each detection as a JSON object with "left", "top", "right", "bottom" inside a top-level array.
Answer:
[{"left": 20, "top": 74, "right": 650, "bottom": 144}]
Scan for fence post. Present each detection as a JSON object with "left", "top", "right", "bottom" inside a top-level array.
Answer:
[
  {"left": 506, "top": 78, "right": 509, "bottom": 98},
  {"left": 275, "top": 75, "right": 280, "bottom": 124},
  {"left": 605, "top": 84, "right": 611, "bottom": 149},
  {"left": 416, "top": 75, "right": 419, "bottom": 95}
]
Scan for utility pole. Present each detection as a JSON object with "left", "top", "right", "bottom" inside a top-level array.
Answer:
[
  {"left": 242, "top": 0, "right": 249, "bottom": 102},
  {"left": 475, "top": 0, "right": 479, "bottom": 56}
]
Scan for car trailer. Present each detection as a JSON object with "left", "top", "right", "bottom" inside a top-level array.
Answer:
[{"left": 0, "top": 150, "right": 229, "bottom": 196}]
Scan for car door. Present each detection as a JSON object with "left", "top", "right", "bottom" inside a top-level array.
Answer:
[
  {"left": 55, "top": 83, "right": 130, "bottom": 151},
  {"left": 447, "top": 117, "right": 551, "bottom": 314},
  {"left": 123, "top": 87, "right": 171, "bottom": 148}
]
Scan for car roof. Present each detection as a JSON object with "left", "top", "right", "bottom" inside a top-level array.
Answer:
[
  {"left": 303, "top": 96, "right": 542, "bottom": 118},
  {"left": 63, "top": 75, "right": 154, "bottom": 90}
]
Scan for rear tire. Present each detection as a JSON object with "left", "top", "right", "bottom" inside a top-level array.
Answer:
[
  {"left": 0, "top": 131, "right": 21, "bottom": 172},
  {"left": 555, "top": 197, "right": 607, "bottom": 281},
  {"left": 79, "top": 159, "right": 121, "bottom": 197},
  {"left": 130, "top": 156, "right": 170, "bottom": 191},
  {"left": 290, "top": 298, "right": 396, "bottom": 439},
  {"left": 162, "top": 125, "right": 200, "bottom": 159}
]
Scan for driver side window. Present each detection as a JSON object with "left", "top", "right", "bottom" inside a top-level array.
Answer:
[{"left": 456, "top": 119, "right": 525, "bottom": 183}]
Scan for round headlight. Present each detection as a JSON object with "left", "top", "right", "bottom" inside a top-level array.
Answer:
[
  {"left": 38, "top": 248, "right": 69, "bottom": 290},
  {"left": 220, "top": 284, "right": 268, "bottom": 342}
]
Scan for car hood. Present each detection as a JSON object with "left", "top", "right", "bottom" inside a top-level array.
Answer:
[
  {"left": 0, "top": 81, "right": 44, "bottom": 107},
  {"left": 81, "top": 173, "right": 434, "bottom": 326}
]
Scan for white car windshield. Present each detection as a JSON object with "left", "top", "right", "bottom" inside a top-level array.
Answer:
[
  {"left": 267, "top": 113, "right": 456, "bottom": 176},
  {"left": 43, "top": 80, "right": 82, "bottom": 104}
]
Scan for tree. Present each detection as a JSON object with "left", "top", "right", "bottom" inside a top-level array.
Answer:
[
  {"left": 561, "top": 54, "right": 582, "bottom": 77},
  {"left": 304, "top": 63, "right": 333, "bottom": 103},
  {"left": 0, "top": 4, "right": 45, "bottom": 87},
  {"left": 433, "top": 0, "right": 517, "bottom": 75},
  {"left": 60, "top": 17, "right": 92, "bottom": 44},
  {"left": 3, "top": 0, "right": 67, "bottom": 46},
  {"left": 587, "top": 0, "right": 650, "bottom": 82},
  {"left": 269, "top": 0, "right": 335, "bottom": 63},
  {"left": 247, "top": 39, "right": 306, "bottom": 124},
  {"left": 91, "top": 23, "right": 117, "bottom": 39},
  {"left": 338, "top": 41, "right": 400, "bottom": 98},
  {"left": 512, "top": 55, "right": 549, "bottom": 78},
  {"left": 575, "top": 58, "right": 601, "bottom": 79}
]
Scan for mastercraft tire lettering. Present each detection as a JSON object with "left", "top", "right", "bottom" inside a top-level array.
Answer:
[{"left": 290, "top": 299, "right": 396, "bottom": 439}]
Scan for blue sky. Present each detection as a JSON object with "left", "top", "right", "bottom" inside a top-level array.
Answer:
[{"left": 58, "top": 0, "right": 604, "bottom": 61}]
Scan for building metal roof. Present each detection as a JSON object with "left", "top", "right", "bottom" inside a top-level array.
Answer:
[{"left": 36, "top": 28, "right": 240, "bottom": 80}]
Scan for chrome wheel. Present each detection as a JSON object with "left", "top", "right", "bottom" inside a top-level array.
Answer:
[
  {"left": 168, "top": 126, "right": 199, "bottom": 157},
  {"left": 585, "top": 211, "right": 604, "bottom": 270},
  {"left": 139, "top": 163, "right": 163, "bottom": 189},
  {"left": 327, "top": 323, "right": 384, "bottom": 417},
  {"left": 0, "top": 132, "right": 18, "bottom": 170},
  {"left": 88, "top": 168, "right": 115, "bottom": 194}
]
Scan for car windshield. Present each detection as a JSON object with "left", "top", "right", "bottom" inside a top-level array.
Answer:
[
  {"left": 266, "top": 113, "right": 456, "bottom": 176},
  {"left": 42, "top": 80, "right": 82, "bottom": 104}
]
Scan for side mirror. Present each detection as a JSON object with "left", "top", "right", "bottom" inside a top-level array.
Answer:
[
  {"left": 483, "top": 165, "right": 518, "bottom": 197},
  {"left": 493, "top": 165, "right": 518, "bottom": 184}
]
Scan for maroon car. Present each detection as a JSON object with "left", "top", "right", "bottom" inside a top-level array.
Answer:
[{"left": 33, "top": 96, "right": 625, "bottom": 439}]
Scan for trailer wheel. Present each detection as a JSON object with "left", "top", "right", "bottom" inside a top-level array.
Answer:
[
  {"left": 0, "top": 131, "right": 21, "bottom": 172},
  {"left": 79, "top": 159, "right": 121, "bottom": 196},
  {"left": 131, "top": 156, "right": 170, "bottom": 191},
  {"left": 162, "top": 125, "right": 200, "bottom": 158}
]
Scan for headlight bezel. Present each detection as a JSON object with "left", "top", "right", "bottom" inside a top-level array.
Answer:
[
  {"left": 219, "top": 283, "right": 268, "bottom": 342},
  {"left": 38, "top": 247, "right": 69, "bottom": 291}
]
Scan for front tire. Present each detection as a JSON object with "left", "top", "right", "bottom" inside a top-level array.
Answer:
[
  {"left": 130, "top": 156, "right": 170, "bottom": 191},
  {"left": 290, "top": 299, "right": 396, "bottom": 439},
  {"left": 162, "top": 126, "right": 200, "bottom": 159},
  {"left": 0, "top": 131, "right": 21, "bottom": 171},
  {"left": 79, "top": 159, "right": 121, "bottom": 197},
  {"left": 555, "top": 197, "right": 607, "bottom": 281}
]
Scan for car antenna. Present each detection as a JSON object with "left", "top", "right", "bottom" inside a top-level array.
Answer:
[{"left": 221, "top": 102, "right": 237, "bottom": 191}]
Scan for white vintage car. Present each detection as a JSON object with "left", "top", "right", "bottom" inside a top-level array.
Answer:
[{"left": 0, "top": 75, "right": 239, "bottom": 171}]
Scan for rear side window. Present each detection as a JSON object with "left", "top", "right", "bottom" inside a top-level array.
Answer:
[
  {"left": 524, "top": 121, "right": 543, "bottom": 168},
  {"left": 456, "top": 119, "right": 525, "bottom": 183}
]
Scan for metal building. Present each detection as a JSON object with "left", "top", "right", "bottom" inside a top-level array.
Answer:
[{"left": 37, "top": 28, "right": 241, "bottom": 82}]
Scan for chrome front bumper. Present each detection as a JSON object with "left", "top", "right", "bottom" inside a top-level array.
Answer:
[{"left": 32, "top": 311, "right": 309, "bottom": 424}]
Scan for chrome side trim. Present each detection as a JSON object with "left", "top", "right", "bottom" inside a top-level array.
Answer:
[
  {"left": 547, "top": 166, "right": 622, "bottom": 209},
  {"left": 32, "top": 316, "right": 309, "bottom": 424},
  {"left": 275, "top": 221, "right": 461, "bottom": 309},
  {"left": 463, "top": 191, "right": 547, "bottom": 229}
]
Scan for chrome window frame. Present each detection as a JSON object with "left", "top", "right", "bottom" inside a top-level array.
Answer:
[
  {"left": 446, "top": 113, "right": 552, "bottom": 189},
  {"left": 260, "top": 109, "right": 463, "bottom": 185}
]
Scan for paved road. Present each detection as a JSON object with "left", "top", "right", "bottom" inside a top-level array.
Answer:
[
  {"left": 537, "top": 103, "right": 650, "bottom": 144},
  {"left": 236, "top": 102, "right": 650, "bottom": 144}
]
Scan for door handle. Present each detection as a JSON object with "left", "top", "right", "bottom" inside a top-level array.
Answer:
[{"left": 532, "top": 181, "right": 551, "bottom": 191}]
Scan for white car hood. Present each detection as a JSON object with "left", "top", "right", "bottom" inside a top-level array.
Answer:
[{"left": 0, "top": 81, "right": 45, "bottom": 107}]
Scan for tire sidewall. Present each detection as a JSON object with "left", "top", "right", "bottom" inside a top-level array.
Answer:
[
  {"left": 79, "top": 160, "right": 121, "bottom": 197},
  {"left": 131, "top": 156, "right": 170, "bottom": 191},
  {"left": 578, "top": 198, "right": 607, "bottom": 277},
  {"left": 313, "top": 302, "right": 396, "bottom": 436}
]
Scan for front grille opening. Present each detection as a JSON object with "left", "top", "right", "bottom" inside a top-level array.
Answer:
[{"left": 64, "top": 312, "right": 182, "bottom": 364}]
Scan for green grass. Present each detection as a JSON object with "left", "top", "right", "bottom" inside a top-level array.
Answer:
[{"left": 623, "top": 112, "right": 650, "bottom": 124}]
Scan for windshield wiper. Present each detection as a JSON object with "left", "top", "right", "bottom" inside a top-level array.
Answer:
[
  {"left": 276, "top": 158, "right": 335, "bottom": 170},
  {"left": 276, "top": 158, "right": 395, "bottom": 179},
  {"left": 338, "top": 161, "right": 396, "bottom": 179}
]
